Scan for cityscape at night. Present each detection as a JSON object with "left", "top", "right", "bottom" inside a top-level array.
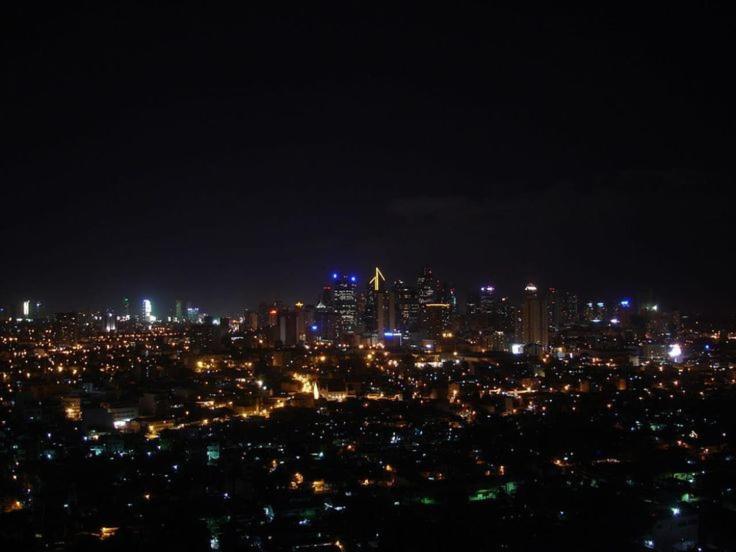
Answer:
[{"left": 2, "top": 4, "right": 735, "bottom": 551}]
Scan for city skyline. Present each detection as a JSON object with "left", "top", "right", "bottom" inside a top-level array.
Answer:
[
  {"left": 2, "top": 5, "right": 734, "bottom": 549},
  {"left": 3, "top": 266, "right": 670, "bottom": 320}
]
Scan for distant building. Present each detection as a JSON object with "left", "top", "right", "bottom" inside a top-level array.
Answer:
[
  {"left": 331, "top": 273, "right": 358, "bottom": 336},
  {"left": 520, "top": 283, "right": 548, "bottom": 348},
  {"left": 142, "top": 299, "right": 153, "bottom": 322},
  {"left": 393, "top": 280, "right": 417, "bottom": 332}
]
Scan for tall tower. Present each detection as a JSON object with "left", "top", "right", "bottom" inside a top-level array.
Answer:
[
  {"left": 331, "top": 273, "right": 358, "bottom": 336},
  {"left": 142, "top": 299, "right": 153, "bottom": 322},
  {"left": 393, "top": 280, "right": 417, "bottom": 332},
  {"left": 521, "top": 283, "right": 548, "bottom": 348},
  {"left": 416, "top": 266, "right": 437, "bottom": 306},
  {"left": 365, "top": 267, "right": 392, "bottom": 336}
]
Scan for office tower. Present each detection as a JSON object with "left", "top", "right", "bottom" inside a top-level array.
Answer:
[
  {"left": 295, "top": 301, "right": 306, "bottom": 342},
  {"left": 583, "top": 300, "right": 607, "bottom": 322},
  {"left": 175, "top": 299, "right": 184, "bottom": 321},
  {"left": 321, "top": 284, "right": 334, "bottom": 309},
  {"left": 105, "top": 312, "right": 116, "bottom": 332},
  {"left": 142, "top": 299, "right": 153, "bottom": 322},
  {"left": 278, "top": 309, "right": 299, "bottom": 346},
  {"left": 520, "top": 283, "right": 548, "bottom": 347},
  {"left": 479, "top": 285, "right": 496, "bottom": 315},
  {"left": 560, "top": 291, "right": 579, "bottom": 326},
  {"left": 122, "top": 297, "right": 130, "bottom": 318},
  {"left": 313, "top": 301, "right": 339, "bottom": 341},
  {"left": 186, "top": 305, "right": 200, "bottom": 323},
  {"left": 331, "top": 273, "right": 358, "bottom": 336},
  {"left": 423, "top": 303, "right": 451, "bottom": 339},
  {"left": 416, "top": 266, "right": 438, "bottom": 305},
  {"left": 496, "top": 296, "right": 517, "bottom": 333},
  {"left": 612, "top": 298, "right": 632, "bottom": 326},
  {"left": 22, "top": 299, "right": 31, "bottom": 318},
  {"left": 243, "top": 309, "right": 259, "bottom": 331},
  {"left": 466, "top": 290, "right": 480, "bottom": 317},
  {"left": 393, "top": 280, "right": 418, "bottom": 332},
  {"left": 417, "top": 267, "right": 440, "bottom": 334},
  {"left": 546, "top": 288, "right": 560, "bottom": 334},
  {"left": 364, "top": 267, "right": 392, "bottom": 336},
  {"left": 469, "top": 285, "right": 514, "bottom": 333},
  {"left": 436, "top": 282, "right": 455, "bottom": 329},
  {"left": 268, "top": 307, "right": 278, "bottom": 327}
]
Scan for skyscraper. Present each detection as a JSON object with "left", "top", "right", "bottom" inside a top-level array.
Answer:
[
  {"left": 175, "top": 299, "right": 184, "bottom": 321},
  {"left": 393, "top": 280, "right": 418, "bottom": 332},
  {"left": 560, "top": 291, "right": 579, "bottom": 327},
  {"left": 142, "top": 299, "right": 153, "bottom": 322},
  {"left": 416, "top": 267, "right": 437, "bottom": 306},
  {"left": 520, "top": 283, "right": 548, "bottom": 348},
  {"left": 331, "top": 273, "right": 358, "bottom": 336}
]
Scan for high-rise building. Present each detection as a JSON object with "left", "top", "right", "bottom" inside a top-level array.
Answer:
[
  {"left": 105, "top": 312, "right": 116, "bottom": 332},
  {"left": 612, "top": 298, "right": 632, "bottom": 326},
  {"left": 331, "top": 273, "right": 358, "bottom": 336},
  {"left": 364, "top": 267, "right": 393, "bottom": 337},
  {"left": 243, "top": 309, "right": 259, "bottom": 331},
  {"left": 423, "top": 303, "right": 451, "bottom": 339},
  {"left": 496, "top": 296, "right": 516, "bottom": 333},
  {"left": 520, "top": 283, "right": 548, "bottom": 348},
  {"left": 142, "top": 299, "right": 153, "bottom": 322},
  {"left": 19, "top": 299, "right": 42, "bottom": 319},
  {"left": 186, "top": 305, "right": 200, "bottom": 323},
  {"left": 416, "top": 267, "right": 438, "bottom": 306},
  {"left": 313, "top": 301, "right": 339, "bottom": 341},
  {"left": 479, "top": 285, "right": 496, "bottom": 315},
  {"left": 560, "top": 291, "right": 579, "bottom": 326},
  {"left": 393, "top": 280, "right": 418, "bottom": 332},
  {"left": 583, "top": 301, "right": 607, "bottom": 322},
  {"left": 546, "top": 288, "right": 560, "bottom": 334},
  {"left": 175, "top": 299, "right": 184, "bottom": 321}
]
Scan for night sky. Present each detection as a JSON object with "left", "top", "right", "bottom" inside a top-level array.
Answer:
[{"left": 2, "top": 4, "right": 733, "bottom": 315}]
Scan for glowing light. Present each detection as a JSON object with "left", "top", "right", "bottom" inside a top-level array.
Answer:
[
  {"left": 369, "top": 267, "right": 385, "bottom": 291},
  {"left": 99, "top": 527, "right": 118, "bottom": 540},
  {"left": 142, "top": 299, "right": 152, "bottom": 319},
  {"left": 524, "top": 283, "right": 537, "bottom": 292},
  {"left": 668, "top": 344, "right": 682, "bottom": 359}
]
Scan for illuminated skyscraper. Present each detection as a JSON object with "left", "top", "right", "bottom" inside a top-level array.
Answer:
[
  {"left": 520, "top": 283, "right": 548, "bottom": 348},
  {"left": 393, "top": 280, "right": 418, "bottom": 332},
  {"left": 331, "top": 273, "right": 358, "bottom": 336},
  {"left": 479, "top": 285, "right": 496, "bottom": 314},
  {"left": 364, "top": 267, "right": 393, "bottom": 336},
  {"left": 105, "top": 312, "right": 116, "bottom": 332},
  {"left": 142, "top": 299, "right": 153, "bottom": 322},
  {"left": 416, "top": 267, "right": 438, "bottom": 306}
]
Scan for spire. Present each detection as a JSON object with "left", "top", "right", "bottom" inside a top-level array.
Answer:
[{"left": 369, "top": 267, "right": 386, "bottom": 291}]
